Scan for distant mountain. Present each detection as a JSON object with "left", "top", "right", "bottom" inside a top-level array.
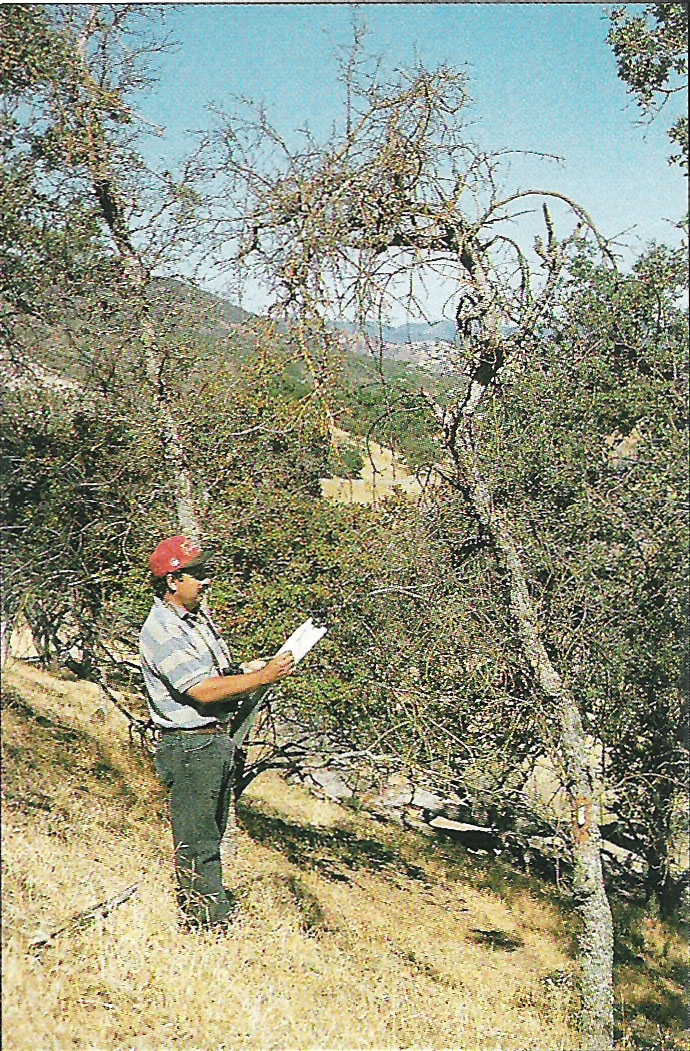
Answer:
[
  {"left": 22, "top": 269, "right": 456, "bottom": 391},
  {"left": 159, "top": 283, "right": 459, "bottom": 353},
  {"left": 333, "top": 318, "right": 458, "bottom": 373},
  {"left": 336, "top": 317, "right": 457, "bottom": 346},
  {"left": 371, "top": 318, "right": 458, "bottom": 345}
]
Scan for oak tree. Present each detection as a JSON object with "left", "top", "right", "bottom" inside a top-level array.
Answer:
[{"left": 198, "top": 52, "right": 629, "bottom": 1048}]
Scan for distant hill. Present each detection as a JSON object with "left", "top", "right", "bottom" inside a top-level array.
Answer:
[
  {"left": 160, "top": 281, "right": 459, "bottom": 347},
  {"left": 11, "top": 275, "right": 452, "bottom": 465},
  {"left": 13, "top": 275, "right": 258, "bottom": 384},
  {"left": 336, "top": 316, "right": 457, "bottom": 345},
  {"left": 153, "top": 277, "right": 254, "bottom": 333},
  {"left": 371, "top": 318, "right": 458, "bottom": 345}
]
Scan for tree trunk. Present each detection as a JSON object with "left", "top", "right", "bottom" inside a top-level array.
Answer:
[
  {"left": 1, "top": 611, "right": 15, "bottom": 667},
  {"left": 70, "top": 35, "right": 202, "bottom": 542},
  {"left": 458, "top": 431, "right": 614, "bottom": 1050},
  {"left": 1, "top": 590, "right": 24, "bottom": 667},
  {"left": 100, "top": 240, "right": 201, "bottom": 540},
  {"left": 136, "top": 299, "right": 201, "bottom": 541}
]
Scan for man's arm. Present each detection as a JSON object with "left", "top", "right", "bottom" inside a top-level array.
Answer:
[{"left": 187, "top": 651, "right": 295, "bottom": 706}]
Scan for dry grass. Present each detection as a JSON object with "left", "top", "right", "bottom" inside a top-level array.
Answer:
[
  {"left": 2, "top": 659, "right": 688, "bottom": 1051},
  {"left": 320, "top": 428, "right": 423, "bottom": 505}
]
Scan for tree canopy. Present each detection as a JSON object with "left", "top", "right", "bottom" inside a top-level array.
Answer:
[
  {"left": 609, "top": 3, "right": 688, "bottom": 169},
  {"left": 2, "top": 11, "right": 688, "bottom": 1048}
]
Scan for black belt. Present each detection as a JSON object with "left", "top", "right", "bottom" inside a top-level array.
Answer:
[{"left": 161, "top": 723, "right": 231, "bottom": 735}]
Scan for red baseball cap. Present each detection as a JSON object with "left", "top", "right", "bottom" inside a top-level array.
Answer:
[{"left": 149, "top": 536, "right": 205, "bottom": 578}]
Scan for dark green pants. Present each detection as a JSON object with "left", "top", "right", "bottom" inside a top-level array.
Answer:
[{"left": 154, "top": 731, "right": 237, "bottom": 926}]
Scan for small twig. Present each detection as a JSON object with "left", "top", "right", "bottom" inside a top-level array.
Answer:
[{"left": 28, "top": 883, "right": 139, "bottom": 953}]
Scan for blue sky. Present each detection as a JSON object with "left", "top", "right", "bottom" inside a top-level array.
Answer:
[{"left": 141, "top": 3, "right": 687, "bottom": 313}]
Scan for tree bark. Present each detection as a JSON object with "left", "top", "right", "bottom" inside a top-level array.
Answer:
[
  {"left": 122, "top": 265, "right": 201, "bottom": 541},
  {"left": 1, "top": 611, "right": 16, "bottom": 667},
  {"left": 457, "top": 430, "right": 614, "bottom": 1050},
  {"left": 70, "top": 30, "right": 202, "bottom": 541},
  {"left": 92, "top": 212, "right": 201, "bottom": 540}
]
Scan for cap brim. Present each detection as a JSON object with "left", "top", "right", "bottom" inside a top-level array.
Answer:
[
  {"left": 185, "top": 554, "right": 207, "bottom": 569},
  {"left": 150, "top": 552, "right": 207, "bottom": 579}
]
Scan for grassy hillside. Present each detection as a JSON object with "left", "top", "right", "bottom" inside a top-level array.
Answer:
[
  {"left": 17, "top": 272, "right": 448, "bottom": 470},
  {"left": 2, "top": 659, "right": 688, "bottom": 1051},
  {"left": 320, "top": 427, "right": 426, "bottom": 505}
]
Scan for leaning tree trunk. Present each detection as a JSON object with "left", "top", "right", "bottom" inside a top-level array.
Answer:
[
  {"left": 89, "top": 176, "right": 200, "bottom": 540},
  {"left": 429, "top": 236, "right": 616, "bottom": 1048},
  {"left": 117, "top": 258, "right": 201, "bottom": 541},
  {"left": 72, "top": 32, "right": 202, "bottom": 542},
  {"left": 457, "top": 429, "right": 614, "bottom": 1051}
]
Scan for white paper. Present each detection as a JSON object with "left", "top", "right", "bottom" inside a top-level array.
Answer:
[
  {"left": 276, "top": 617, "right": 328, "bottom": 665},
  {"left": 230, "top": 618, "right": 327, "bottom": 746}
]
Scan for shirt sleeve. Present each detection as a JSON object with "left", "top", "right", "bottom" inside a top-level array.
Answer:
[{"left": 142, "top": 616, "right": 214, "bottom": 694}]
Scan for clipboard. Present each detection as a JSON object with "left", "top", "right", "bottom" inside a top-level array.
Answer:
[{"left": 230, "top": 617, "right": 327, "bottom": 747}]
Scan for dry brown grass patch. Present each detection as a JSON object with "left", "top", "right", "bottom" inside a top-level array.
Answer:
[{"left": 2, "top": 660, "right": 688, "bottom": 1050}]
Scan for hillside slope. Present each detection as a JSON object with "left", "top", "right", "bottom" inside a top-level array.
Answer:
[
  {"left": 2, "top": 660, "right": 688, "bottom": 1051},
  {"left": 320, "top": 427, "right": 427, "bottom": 505}
]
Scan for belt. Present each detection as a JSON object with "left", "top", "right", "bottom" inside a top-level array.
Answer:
[{"left": 161, "top": 723, "right": 231, "bottom": 735}]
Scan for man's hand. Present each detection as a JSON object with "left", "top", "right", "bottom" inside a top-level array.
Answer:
[
  {"left": 187, "top": 651, "right": 296, "bottom": 705},
  {"left": 262, "top": 651, "right": 295, "bottom": 684},
  {"left": 240, "top": 659, "right": 267, "bottom": 673}
]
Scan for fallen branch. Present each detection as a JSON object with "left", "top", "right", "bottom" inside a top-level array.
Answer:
[{"left": 28, "top": 882, "right": 139, "bottom": 953}]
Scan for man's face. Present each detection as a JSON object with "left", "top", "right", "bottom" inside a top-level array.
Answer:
[{"left": 168, "top": 566, "right": 211, "bottom": 613}]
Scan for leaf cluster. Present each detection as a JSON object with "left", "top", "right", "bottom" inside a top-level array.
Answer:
[{"left": 608, "top": 3, "right": 688, "bottom": 169}]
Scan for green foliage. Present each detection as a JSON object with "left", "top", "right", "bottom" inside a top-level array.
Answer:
[
  {"left": 0, "top": 5, "right": 72, "bottom": 94},
  {"left": 467, "top": 244, "right": 689, "bottom": 910},
  {"left": 1, "top": 6, "right": 126, "bottom": 332},
  {"left": 179, "top": 344, "right": 331, "bottom": 501},
  {"left": 609, "top": 4, "right": 688, "bottom": 169},
  {"left": 198, "top": 469, "right": 541, "bottom": 802},
  {"left": 337, "top": 370, "right": 439, "bottom": 469},
  {"left": 0, "top": 389, "right": 170, "bottom": 672},
  {"left": 325, "top": 444, "right": 364, "bottom": 480}
]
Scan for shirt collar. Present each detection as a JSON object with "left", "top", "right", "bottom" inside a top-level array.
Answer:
[{"left": 157, "top": 596, "right": 195, "bottom": 622}]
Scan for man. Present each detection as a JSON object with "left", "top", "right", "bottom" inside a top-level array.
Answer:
[{"left": 139, "top": 535, "right": 295, "bottom": 931}]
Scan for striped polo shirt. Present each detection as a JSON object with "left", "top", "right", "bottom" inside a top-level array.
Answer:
[{"left": 139, "top": 598, "right": 235, "bottom": 729}]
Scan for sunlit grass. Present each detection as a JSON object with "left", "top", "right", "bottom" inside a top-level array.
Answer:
[{"left": 2, "top": 659, "right": 688, "bottom": 1050}]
